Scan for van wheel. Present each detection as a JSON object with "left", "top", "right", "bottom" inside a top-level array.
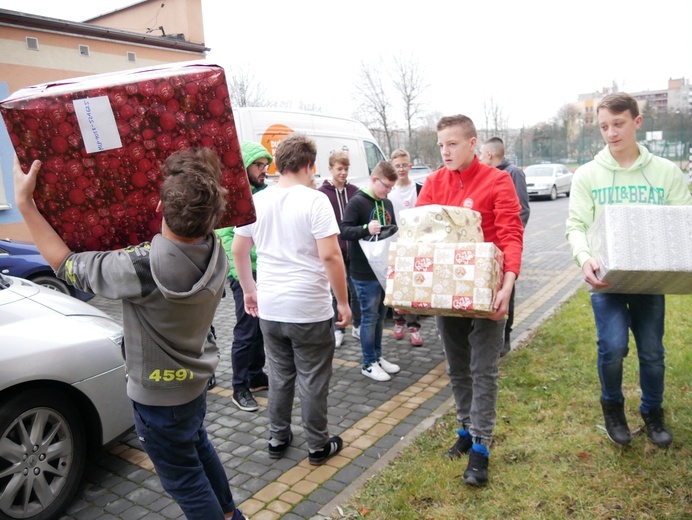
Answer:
[{"left": 549, "top": 185, "right": 558, "bottom": 201}]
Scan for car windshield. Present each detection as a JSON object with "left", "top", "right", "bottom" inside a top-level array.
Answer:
[{"left": 525, "top": 166, "right": 554, "bottom": 177}]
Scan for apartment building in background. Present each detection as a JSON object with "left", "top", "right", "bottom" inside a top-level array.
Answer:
[
  {"left": 571, "top": 77, "right": 691, "bottom": 125},
  {"left": 0, "top": 0, "right": 207, "bottom": 239}
]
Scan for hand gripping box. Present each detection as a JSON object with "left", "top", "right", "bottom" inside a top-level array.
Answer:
[
  {"left": 0, "top": 61, "right": 254, "bottom": 251},
  {"left": 384, "top": 242, "right": 504, "bottom": 317},
  {"left": 587, "top": 205, "right": 692, "bottom": 294},
  {"left": 397, "top": 205, "right": 483, "bottom": 244}
]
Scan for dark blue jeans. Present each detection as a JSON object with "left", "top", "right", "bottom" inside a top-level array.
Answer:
[
  {"left": 590, "top": 293, "right": 666, "bottom": 412},
  {"left": 230, "top": 275, "right": 266, "bottom": 390},
  {"left": 351, "top": 277, "right": 387, "bottom": 365},
  {"left": 132, "top": 391, "right": 236, "bottom": 520}
]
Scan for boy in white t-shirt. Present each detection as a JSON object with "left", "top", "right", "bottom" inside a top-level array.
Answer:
[
  {"left": 387, "top": 149, "right": 424, "bottom": 346},
  {"left": 232, "top": 134, "right": 351, "bottom": 465}
]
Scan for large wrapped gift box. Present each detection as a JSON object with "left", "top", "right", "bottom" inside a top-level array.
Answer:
[
  {"left": 0, "top": 61, "right": 254, "bottom": 251},
  {"left": 384, "top": 242, "right": 504, "bottom": 317},
  {"left": 398, "top": 205, "right": 483, "bottom": 244},
  {"left": 587, "top": 205, "right": 692, "bottom": 294}
]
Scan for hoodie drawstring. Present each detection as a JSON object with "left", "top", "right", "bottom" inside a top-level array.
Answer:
[
  {"left": 336, "top": 187, "right": 350, "bottom": 221},
  {"left": 375, "top": 199, "right": 386, "bottom": 226}
]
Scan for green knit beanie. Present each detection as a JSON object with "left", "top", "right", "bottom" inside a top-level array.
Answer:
[{"left": 240, "top": 141, "right": 273, "bottom": 169}]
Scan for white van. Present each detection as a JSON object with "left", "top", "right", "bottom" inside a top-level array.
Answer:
[{"left": 231, "top": 107, "right": 386, "bottom": 186}]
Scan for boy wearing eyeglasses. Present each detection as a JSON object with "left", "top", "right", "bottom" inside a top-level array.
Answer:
[
  {"left": 340, "top": 161, "right": 401, "bottom": 382},
  {"left": 387, "top": 149, "right": 424, "bottom": 346},
  {"left": 217, "top": 141, "right": 273, "bottom": 412}
]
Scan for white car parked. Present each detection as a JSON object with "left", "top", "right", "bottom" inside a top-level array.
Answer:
[
  {"left": 0, "top": 273, "right": 132, "bottom": 520},
  {"left": 524, "top": 163, "right": 573, "bottom": 200}
]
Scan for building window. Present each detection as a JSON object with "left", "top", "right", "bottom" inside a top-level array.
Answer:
[
  {"left": 127, "top": 51, "right": 136, "bottom": 62},
  {"left": 79, "top": 45, "right": 90, "bottom": 57},
  {"left": 26, "top": 37, "right": 39, "bottom": 50}
]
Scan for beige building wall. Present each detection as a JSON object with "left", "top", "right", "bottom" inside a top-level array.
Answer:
[
  {"left": 1, "top": 25, "right": 204, "bottom": 94},
  {"left": 86, "top": 0, "right": 205, "bottom": 45}
]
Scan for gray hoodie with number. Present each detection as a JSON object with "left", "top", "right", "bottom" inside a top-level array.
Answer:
[{"left": 57, "top": 232, "right": 228, "bottom": 406}]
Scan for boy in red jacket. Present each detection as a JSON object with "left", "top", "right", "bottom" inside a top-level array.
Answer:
[{"left": 416, "top": 115, "right": 523, "bottom": 486}]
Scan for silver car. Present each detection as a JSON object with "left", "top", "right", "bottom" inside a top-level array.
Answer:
[
  {"left": 524, "top": 163, "right": 573, "bottom": 200},
  {"left": 0, "top": 273, "right": 132, "bottom": 520},
  {"left": 409, "top": 164, "right": 433, "bottom": 184}
]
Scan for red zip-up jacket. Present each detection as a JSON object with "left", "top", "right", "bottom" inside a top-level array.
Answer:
[{"left": 416, "top": 157, "right": 524, "bottom": 276}]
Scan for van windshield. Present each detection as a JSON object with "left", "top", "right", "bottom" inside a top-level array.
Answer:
[{"left": 364, "top": 141, "right": 385, "bottom": 174}]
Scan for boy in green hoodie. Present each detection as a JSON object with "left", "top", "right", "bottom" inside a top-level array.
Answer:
[
  {"left": 566, "top": 93, "right": 692, "bottom": 448},
  {"left": 217, "top": 141, "right": 273, "bottom": 412}
]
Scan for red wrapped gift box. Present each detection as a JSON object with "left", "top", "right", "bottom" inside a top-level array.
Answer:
[{"left": 0, "top": 61, "right": 254, "bottom": 251}]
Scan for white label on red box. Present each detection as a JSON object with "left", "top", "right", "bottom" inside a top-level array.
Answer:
[{"left": 73, "top": 96, "right": 122, "bottom": 154}]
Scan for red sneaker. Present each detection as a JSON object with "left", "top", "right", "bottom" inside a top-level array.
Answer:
[
  {"left": 393, "top": 323, "right": 406, "bottom": 340},
  {"left": 409, "top": 327, "right": 423, "bottom": 346}
]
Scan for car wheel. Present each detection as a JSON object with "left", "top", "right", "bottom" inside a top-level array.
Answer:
[
  {"left": 0, "top": 389, "right": 86, "bottom": 520},
  {"left": 549, "top": 185, "right": 558, "bottom": 201},
  {"left": 28, "top": 275, "right": 70, "bottom": 296}
]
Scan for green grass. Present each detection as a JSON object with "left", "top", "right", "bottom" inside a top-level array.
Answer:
[{"left": 337, "top": 290, "right": 691, "bottom": 519}]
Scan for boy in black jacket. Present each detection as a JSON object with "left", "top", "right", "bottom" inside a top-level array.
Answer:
[{"left": 340, "top": 161, "right": 400, "bottom": 382}]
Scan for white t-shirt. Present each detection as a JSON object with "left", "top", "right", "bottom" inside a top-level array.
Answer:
[
  {"left": 388, "top": 181, "right": 418, "bottom": 225},
  {"left": 235, "top": 185, "right": 339, "bottom": 323}
]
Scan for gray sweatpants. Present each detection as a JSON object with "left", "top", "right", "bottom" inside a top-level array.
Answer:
[
  {"left": 436, "top": 315, "right": 505, "bottom": 444},
  {"left": 259, "top": 318, "right": 335, "bottom": 451}
]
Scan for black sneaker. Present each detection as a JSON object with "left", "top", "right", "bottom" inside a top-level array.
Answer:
[
  {"left": 309, "top": 436, "right": 343, "bottom": 465},
  {"left": 268, "top": 431, "right": 293, "bottom": 459},
  {"left": 463, "top": 448, "right": 489, "bottom": 487},
  {"left": 207, "top": 374, "right": 217, "bottom": 390},
  {"left": 446, "top": 430, "right": 473, "bottom": 460},
  {"left": 641, "top": 408, "right": 673, "bottom": 448},
  {"left": 232, "top": 388, "right": 259, "bottom": 412},
  {"left": 249, "top": 373, "right": 269, "bottom": 393},
  {"left": 600, "top": 398, "right": 631, "bottom": 445}
]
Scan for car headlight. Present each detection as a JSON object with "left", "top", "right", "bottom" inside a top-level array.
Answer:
[{"left": 70, "top": 315, "right": 124, "bottom": 347}]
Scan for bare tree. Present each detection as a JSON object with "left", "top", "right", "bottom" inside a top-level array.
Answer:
[
  {"left": 354, "top": 60, "right": 395, "bottom": 156},
  {"left": 392, "top": 54, "right": 427, "bottom": 151},
  {"left": 227, "top": 65, "right": 271, "bottom": 107},
  {"left": 481, "top": 98, "right": 506, "bottom": 142},
  {"left": 411, "top": 111, "right": 443, "bottom": 168},
  {"left": 296, "top": 101, "right": 323, "bottom": 113}
]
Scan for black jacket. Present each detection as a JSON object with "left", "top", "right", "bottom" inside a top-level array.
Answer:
[
  {"left": 497, "top": 160, "right": 530, "bottom": 227},
  {"left": 339, "top": 190, "right": 396, "bottom": 281}
]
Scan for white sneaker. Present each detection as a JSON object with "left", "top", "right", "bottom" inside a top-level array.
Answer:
[
  {"left": 361, "top": 362, "right": 391, "bottom": 381},
  {"left": 335, "top": 330, "right": 345, "bottom": 348},
  {"left": 378, "top": 357, "right": 400, "bottom": 374},
  {"left": 351, "top": 326, "right": 360, "bottom": 340}
]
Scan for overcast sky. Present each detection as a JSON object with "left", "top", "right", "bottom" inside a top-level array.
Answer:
[{"left": 3, "top": 0, "right": 691, "bottom": 129}]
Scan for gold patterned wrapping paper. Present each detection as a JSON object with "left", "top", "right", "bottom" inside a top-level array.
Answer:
[
  {"left": 587, "top": 205, "right": 692, "bottom": 294},
  {"left": 397, "top": 205, "right": 483, "bottom": 244},
  {"left": 384, "top": 242, "right": 504, "bottom": 317}
]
